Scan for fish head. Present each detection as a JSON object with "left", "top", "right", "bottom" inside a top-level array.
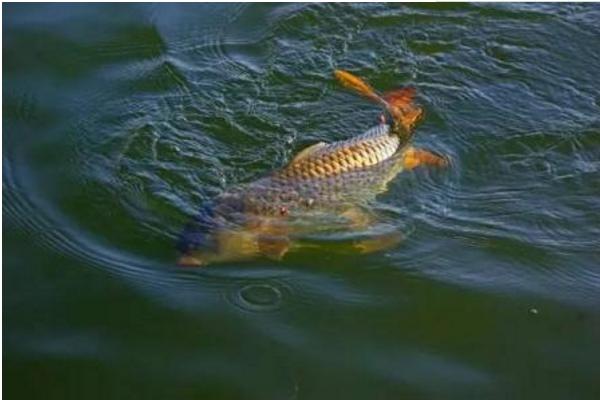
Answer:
[
  {"left": 176, "top": 203, "right": 219, "bottom": 267},
  {"left": 176, "top": 198, "right": 259, "bottom": 266}
]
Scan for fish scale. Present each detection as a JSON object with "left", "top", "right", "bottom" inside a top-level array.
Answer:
[
  {"left": 178, "top": 119, "right": 416, "bottom": 257},
  {"left": 176, "top": 70, "right": 443, "bottom": 265},
  {"left": 276, "top": 124, "right": 402, "bottom": 180},
  {"left": 233, "top": 152, "right": 407, "bottom": 218}
]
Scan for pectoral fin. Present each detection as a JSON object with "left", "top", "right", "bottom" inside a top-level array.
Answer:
[
  {"left": 216, "top": 229, "right": 260, "bottom": 260},
  {"left": 258, "top": 235, "right": 291, "bottom": 260},
  {"left": 402, "top": 147, "right": 449, "bottom": 170},
  {"left": 340, "top": 207, "right": 375, "bottom": 229},
  {"left": 252, "top": 219, "right": 292, "bottom": 261}
]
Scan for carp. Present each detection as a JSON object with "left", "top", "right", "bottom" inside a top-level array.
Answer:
[{"left": 177, "top": 70, "right": 447, "bottom": 266}]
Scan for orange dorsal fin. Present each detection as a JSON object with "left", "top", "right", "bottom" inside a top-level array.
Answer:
[{"left": 334, "top": 70, "right": 382, "bottom": 102}]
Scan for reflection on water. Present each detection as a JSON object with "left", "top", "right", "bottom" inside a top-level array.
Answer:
[{"left": 4, "top": 3, "right": 600, "bottom": 399}]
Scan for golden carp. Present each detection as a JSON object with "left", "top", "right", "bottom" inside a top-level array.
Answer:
[
  {"left": 177, "top": 71, "right": 446, "bottom": 266},
  {"left": 273, "top": 70, "right": 425, "bottom": 181}
]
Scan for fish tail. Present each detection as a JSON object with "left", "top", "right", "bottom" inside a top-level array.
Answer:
[
  {"left": 334, "top": 70, "right": 422, "bottom": 131},
  {"left": 383, "top": 87, "right": 423, "bottom": 131},
  {"left": 382, "top": 87, "right": 416, "bottom": 110}
]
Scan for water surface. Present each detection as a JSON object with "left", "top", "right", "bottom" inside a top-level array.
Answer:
[{"left": 4, "top": 3, "right": 600, "bottom": 399}]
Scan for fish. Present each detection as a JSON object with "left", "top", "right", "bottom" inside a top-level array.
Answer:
[
  {"left": 334, "top": 69, "right": 424, "bottom": 133},
  {"left": 177, "top": 70, "right": 447, "bottom": 266},
  {"left": 275, "top": 70, "right": 425, "bottom": 181}
]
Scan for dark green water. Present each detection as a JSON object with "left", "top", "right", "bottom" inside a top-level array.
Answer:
[{"left": 4, "top": 3, "right": 600, "bottom": 399}]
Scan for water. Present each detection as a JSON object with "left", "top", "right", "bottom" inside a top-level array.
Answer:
[{"left": 4, "top": 3, "right": 600, "bottom": 398}]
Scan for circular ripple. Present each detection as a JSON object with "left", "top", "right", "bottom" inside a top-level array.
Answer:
[{"left": 228, "top": 280, "right": 290, "bottom": 313}]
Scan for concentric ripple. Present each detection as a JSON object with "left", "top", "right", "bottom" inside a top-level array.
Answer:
[{"left": 229, "top": 281, "right": 287, "bottom": 313}]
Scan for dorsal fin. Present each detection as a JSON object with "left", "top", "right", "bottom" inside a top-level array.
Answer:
[{"left": 289, "top": 142, "right": 327, "bottom": 164}]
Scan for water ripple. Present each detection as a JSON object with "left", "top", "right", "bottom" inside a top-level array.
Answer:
[{"left": 5, "top": 2, "right": 600, "bottom": 314}]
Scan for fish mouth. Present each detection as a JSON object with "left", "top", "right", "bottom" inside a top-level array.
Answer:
[{"left": 177, "top": 254, "right": 206, "bottom": 267}]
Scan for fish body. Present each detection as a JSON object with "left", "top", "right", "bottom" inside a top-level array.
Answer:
[
  {"left": 176, "top": 133, "right": 443, "bottom": 266},
  {"left": 277, "top": 124, "right": 401, "bottom": 180},
  {"left": 226, "top": 129, "right": 408, "bottom": 217},
  {"left": 177, "top": 71, "right": 446, "bottom": 266}
]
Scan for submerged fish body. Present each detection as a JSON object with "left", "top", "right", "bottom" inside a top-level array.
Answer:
[
  {"left": 223, "top": 133, "right": 408, "bottom": 218},
  {"left": 177, "top": 71, "right": 446, "bottom": 266},
  {"left": 177, "top": 125, "right": 438, "bottom": 266}
]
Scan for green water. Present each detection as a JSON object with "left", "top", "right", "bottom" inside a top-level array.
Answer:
[{"left": 4, "top": 3, "right": 600, "bottom": 399}]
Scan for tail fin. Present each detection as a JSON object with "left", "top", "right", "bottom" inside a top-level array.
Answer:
[
  {"left": 383, "top": 87, "right": 423, "bottom": 131},
  {"left": 334, "top": 70, "right": 422, "bottom": 130},
  {"left": 382, "top": 87, "right": 416, "bottom": 109}
]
